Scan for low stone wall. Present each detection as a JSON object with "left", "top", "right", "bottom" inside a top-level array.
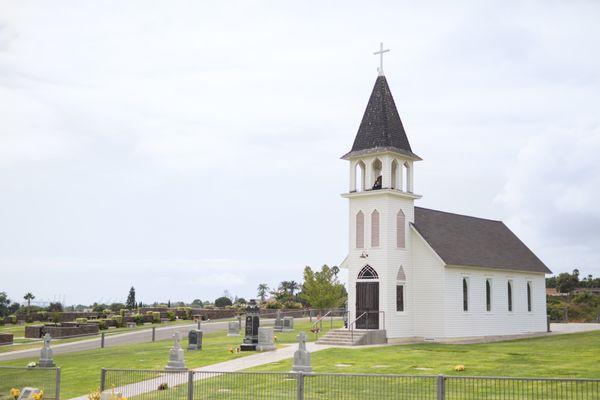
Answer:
[
  {"left": 17, "top": 311, "right": 100, "bottom": 323},
  {"left": 25, "top": 324, "right": 99, "bottom": 339},
  {"left": 0, "top": 333, "right": 13, "bottom": 346}
]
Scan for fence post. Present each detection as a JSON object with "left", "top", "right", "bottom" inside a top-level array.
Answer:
[
  {"left": 152, "top": 327, "right": 156, "bottom": 342},
  {"left": 437, "top": 374, "right": 445, "bottom": 400},
  {"left": 100, "top": 368, "right": 107, "bottom": 392},
  {"left": 100, "top": 333, "right": 105, "bottom": 348},
  {"left": 187, "top": 371, "right": 194, "bottom": 400},
  {"left": 296, "top": 372, "right": 304, "bottom": 400},
  {"left": 55, "top": 368, "right": 61, "bottom": 400},
  {"left": 309, "top": 310, "right": 312, "bottom": 323}
]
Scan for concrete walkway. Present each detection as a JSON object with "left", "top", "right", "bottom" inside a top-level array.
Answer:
[{"left": 69, "top": 342, "right": 331, "bottom": 400}]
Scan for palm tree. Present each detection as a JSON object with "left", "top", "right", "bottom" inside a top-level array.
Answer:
[
  {"left": 257, "top": 283, "right": 269, "bottom": 303},
  {"left": 288, "top": 281, "right": 300, "bottom": 297},
  {"left": 23, "top": 293, "right": 35, "bottom": 308}
]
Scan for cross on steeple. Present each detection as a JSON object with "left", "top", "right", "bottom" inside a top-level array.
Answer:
[{"left": 373, "top": 42, "right": 390, "bottom": 76}]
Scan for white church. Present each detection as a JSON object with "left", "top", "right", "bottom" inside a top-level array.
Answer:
[{"left": 325, "top": 55, "right": 552, "bottom": 344}]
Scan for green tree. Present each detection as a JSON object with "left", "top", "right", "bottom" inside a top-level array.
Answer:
[
  {"left": 556, "top": 272, "right": 579, "bottom": 294},
  {"left": 0, "top": 292, "right": 10, "bottom": 317},
  {"left": 47, "top": 302, "right": 63, "bottom": 312},
  {"left": 214, "top": 296, "right": 233, "bottom": 308},
  {"left": 300, "top": 265, "right": 347, "bottom": 310},
  {"left": 191, "top": 299, "right": 204, "bottom": 307},
  {"left": 23, "top": 293, "right": 35, "bottom": 308},
  {"left": 257, "top": 283, "right": 269, "bottom": 303},
  {"left": 126, "top": 287, "right": 136, "bottom": 309}
]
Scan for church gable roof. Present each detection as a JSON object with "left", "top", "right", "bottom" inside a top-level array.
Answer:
[
  {"left": 412, "top": 207, "right": 552, "bottom": 274},
  {"left": 343, "top": 76, "right": 420, "bottom": 160}
]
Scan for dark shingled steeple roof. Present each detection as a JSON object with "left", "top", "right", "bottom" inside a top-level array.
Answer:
[{"left": 343, "top": 75, "right": 420, "bottom": 159}]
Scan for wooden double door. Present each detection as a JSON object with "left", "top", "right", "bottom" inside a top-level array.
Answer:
[{"left": 356, "top": 281, "right": 379, "bottom": 329}]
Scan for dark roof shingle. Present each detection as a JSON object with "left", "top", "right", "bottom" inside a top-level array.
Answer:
[
  {"left": 412, "top": 207, "right": 551, "bottom": 274},
  {"left": 343, "top": 75, "right": 419, "bottom": 159}
]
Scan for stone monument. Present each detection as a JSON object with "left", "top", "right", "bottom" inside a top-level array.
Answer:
[
  {"left": 274, "top": 309, "right": 283, "bottom": 332},
  {"left": 187, "top": 329, "right": 202, "bottom": 350},
  {"left": 38, "top": 334, "right": 56, "bottom": 367},
  {"left": 256, "top": 327, "right": 276, "bottom": 351},
  {"left": 240, "top": 299, "right": 260, "bottom": 351},
  {"left": 291, "top": 331, "right": 311, "bottom": 373},
  {"left": 227, "top": 321, "right": 240, "bottom": 337},
  {"left": 165, "top": 332, "right": 187, "bottom": 370},
  {"left": 282, "top": 316, "right": 294, "bottom": 332}
]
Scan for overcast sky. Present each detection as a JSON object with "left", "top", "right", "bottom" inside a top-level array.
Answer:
[{"left": 1, "top": 1, "right": 599, "bottom": 306}]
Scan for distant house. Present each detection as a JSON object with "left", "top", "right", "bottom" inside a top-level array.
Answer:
[
  {"left": 546, "top": 288, "right": 566, "bottom": 297},
  {"left": 339, "top": 70, "right": 551, "bottom": 343},
  {"left": 574, "top": 287, "right": 600, "bottom": 295}
]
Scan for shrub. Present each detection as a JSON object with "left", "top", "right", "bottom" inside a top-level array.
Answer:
[
  {"left": 214, "top": 297, "right": 233, "bottom": 308},
  {"left": 97, "top": 320, "right": 108, "bottom": 330},
  {"left": 166, "top": 311, "right": 176, "bottom": 321},
  {"left": 0, "top": 317, "right": 4, "bottom": 326},
  {"left": 150, "top": 311, "right": 161, "bottom": 323},
  {"left": 157, "top": 383, "right": 168, "bottom": 390},
  {"left": 50, "top": 313, "right": 61, "bottom": 323},
  {"left": 265, "top": 301, "right": 283, "bottom": 310},
  {"left": 37, "top": 311, "right": 48, "bottom": 322},
  {"left": 132, "top": 314, "right": 144, "bottom": 325},
  {"left": 111, "top": 315, "right": 124, "bottom": 328},
  {"left": 75, "top": 318, "right": 88, "bottom": 324},
  {"left": 102, "top": 309, "right": 112, "bottom": 316},
  {"left": 7, "top": 315, "right": 18, "bottom": 324},
  {"left": 177, "top": 307, "right": 192, "bottom": 320},
  {"left": 120, "top": 309, "right": 127, "bottom": 317}
]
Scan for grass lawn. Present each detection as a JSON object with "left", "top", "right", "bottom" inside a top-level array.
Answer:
[
  {"left": 0, "top": 320, "right": 342, "bottom": 399},
  {"left": 252, "top": 330, "right": 600, "bottom": 378}
]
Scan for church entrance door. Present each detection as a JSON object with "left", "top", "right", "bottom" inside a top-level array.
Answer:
[{"left": 356, "top": 281, "right": 379, "bottom": 329}]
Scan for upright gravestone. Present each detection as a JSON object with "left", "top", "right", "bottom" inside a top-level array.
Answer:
[
  {"left": 241, "top": 300, "right": 260, "bottom": 351},
  {"left": 165, "top": 332, "right": 187, "bottom": 370},
  {"left": 282, "top": 316, "right": 294, "bottom": 332},
  {"left": 188, "top": 329, "right": 202, "bottom": 350},
  {"left": 274, "top": 309, "right": 283, "bottom": 332},
  {"left": 227, "top": 321, "right": 240, "bottom": 337},
  {"left": 256, "top": 327, "right": 276, "bottom": 351},
  {"left": 38, "top": 334, "right": 56, "bottom": 367},
  {"left": 291, "top": 331, "right": 312, "bottom": 373}
]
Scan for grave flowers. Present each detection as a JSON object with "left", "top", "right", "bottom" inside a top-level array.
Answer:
[{"left": 10, "top": 388, "right": 20, "bottom": 400}]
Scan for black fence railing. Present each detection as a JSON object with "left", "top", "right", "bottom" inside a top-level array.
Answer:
[
  {"left": 101, "top": 369, "right": 600, "bottom": 400},
  {"left": 0, "top": 366, "right": 61, "bottom": 400}
]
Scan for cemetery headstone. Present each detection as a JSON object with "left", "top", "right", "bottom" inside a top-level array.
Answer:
[
  {"left": 282, "top": 316, "right": 294, "bottom": 332},
  {"left": 274, "top": 309, "right": 283, "bottom": 332},
  {"left": 291, "top": 331, "right": 312, "bottom": 373},
  {"left": 188, "top": 329, "right": 203, "bottom": 350},
  {"left": 256, "top": 327, "right": 276, "bottom": 351},
  {"left": 165, "top": 332, "right": 187, "bottom": 370},
  {"left": 38, "top": 334, "right": 56, "bottom": 367},
  {"left": 227, "top": 321, "right": 240, "bottom": 337},
  {"left": 241, "top": 299, "right": 260, "bottom": 351}
]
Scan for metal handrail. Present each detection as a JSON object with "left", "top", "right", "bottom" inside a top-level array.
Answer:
[
  {"left": 348, "top": 311, "right": 386, "bottom": 342},
  {"left": 310, "top": 310, "right": 332, "bottom": 333}
]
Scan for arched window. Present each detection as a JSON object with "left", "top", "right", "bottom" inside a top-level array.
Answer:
[
  {"left": 358, "top": 265, "right": 378, "bottom": 279},
  {"left": 371, "top": 210, "right": 380, "bottom": 247},
  {"left": 462, "top": 278, "right": 469, "bottom": 312},
  {"left": 371, "top": 158, "right": 382, "bottom": 190},
  {"left": 396, "top": 210, "right": 406, "bottom": 248},
  {"left": 355, "top": 161, "right": 366, "bottom": 192},
  {"left": 356, "top": 211, "right": 364, "bottom": 248},
  {"left": 507, "top": 280, "right": 513, "bottom": 312},
  {"left": 397, "top": 266, "right": 406, "bottom": 312},
  {"left": 391, "top": 160, "right": 398, "bottom": 189},
  {"left": 527, "top": 281, "right": 532, "bottom": 312},
  {"left": 486, "top": 279, "right": 492, "bottom": 312}
]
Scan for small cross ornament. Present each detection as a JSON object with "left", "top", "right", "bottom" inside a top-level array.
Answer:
[{"left": 373, "top": 42, "right": 390, "bottom": 76}]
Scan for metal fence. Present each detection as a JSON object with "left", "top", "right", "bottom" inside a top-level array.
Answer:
[
  {"left": 101, "top": 369, "right": 600, "bottom": 400},
  {"left": 0, "top": 366, "right": 61, "bottom": 400}
]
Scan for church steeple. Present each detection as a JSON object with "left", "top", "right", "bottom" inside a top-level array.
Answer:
[{"left": 342, "top": 75, "right": 420, "bottom": 160}]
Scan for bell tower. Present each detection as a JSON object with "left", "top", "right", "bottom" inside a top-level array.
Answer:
[{"left": 341, "top": 45, "right": 421, "bottom": 336}]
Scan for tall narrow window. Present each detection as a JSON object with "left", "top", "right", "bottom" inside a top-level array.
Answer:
[
  {"left": 356, "top": 211, "right": 364, "bottom": 248},
  {"left": 527, "top": 282, "right": 532, "bottom": 312},
  {"left": 486, "top": 279, "right": 492, "bottom": 312},
  {"left": 371, "top": 210, "right": 380, "bottom": 247},
  {"left": 507, "top": 280, "right": 513, "bottom": 312},
  {"left": 396, "top": 285, "right": 404, "bottom": 312},
  {"left": 462, "top": 278, "right": 469, "bottom": 312},
  {"left": 396, "top": 210, "right": 406, "bottom": 248}
]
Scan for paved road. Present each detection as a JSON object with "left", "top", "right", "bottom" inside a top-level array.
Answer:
[{"left": 0, "top": 319, "right": 277, "bottom": 362}]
